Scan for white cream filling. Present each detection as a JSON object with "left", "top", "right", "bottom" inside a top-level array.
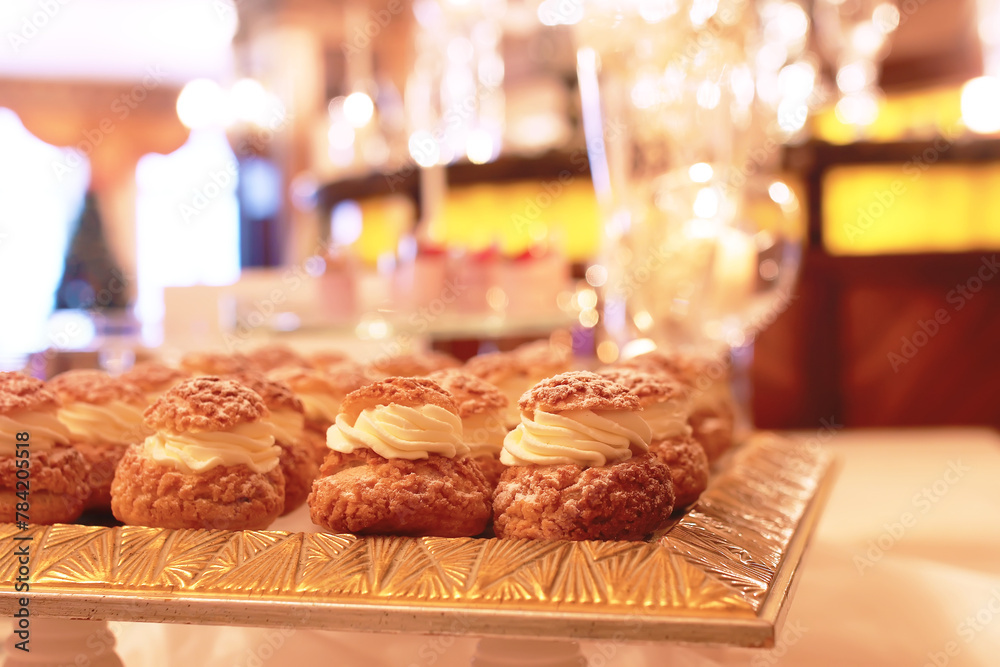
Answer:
[
  {"left": 500, "top": 409, "right": 651, "bottom": 467},
  {"left": 58, "top": 400, "right": 149, "bottom": 445},
  {"left": 461, "top": 409, "right": 508, "bottom": 457},
  {"left": 299, "top": 393, "right": 342, "bottom": 425},
  {"left": 267, "top": 409, "right": 305, "bottom": 445},
  {"left": 643, "top": 401, "right": 693, "bottom": 440},
  {"left": 327, "top": 403, "right": 468, "bottom": 460},
  {"left": 142, "top": 421, "right": 279, "bottom": 474},
  {"left": 0, "top": 411, "right": 71, "bottom": 455}
]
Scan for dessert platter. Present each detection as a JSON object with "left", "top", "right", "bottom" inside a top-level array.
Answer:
[{"left": 0, "top": 341, "right": 834, "bottom": 648}]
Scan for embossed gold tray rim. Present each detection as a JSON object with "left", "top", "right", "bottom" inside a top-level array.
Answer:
[{"left": 0, "top": 433, "right": 835, "bottom": 648}]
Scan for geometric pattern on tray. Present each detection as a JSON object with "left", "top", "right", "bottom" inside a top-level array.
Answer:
[{"left": 0, "top": 433, "right": 831, "bottom": 644}]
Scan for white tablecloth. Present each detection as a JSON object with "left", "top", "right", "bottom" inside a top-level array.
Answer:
[{"left": 7, "top": 428, "right": 1000, "bottom": 666}]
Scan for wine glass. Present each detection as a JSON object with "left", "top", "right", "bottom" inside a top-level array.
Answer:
[
  {"left": 573, "top": 0, "right": 806, "bottom": 430},
  {"left": 812, "top": 0, "right": 900, "bottom": 129}
]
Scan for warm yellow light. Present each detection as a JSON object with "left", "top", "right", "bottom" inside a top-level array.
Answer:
[
  {"left": 693, "top": 187, "right": 720, "bottom": 218},
  {"left": 408, "top": 131, "right": 440, "bottom": 167},
  {"left": 230, "top": 78, "right": 268, "bottom": 125},
  {"left": 689, "top": 162, "right": 714, "bottom": 183},
  {"left": 176, "top": 79, "right": 228, "bottom": 129},
  {"left": 343, "top": 92, "right": 374, "bottom": 128},
  {"left": 961, "top": 77, "right": 1000, "bottom": 134},
  {"left": 689, "top": 0, "right": 718, "bottom": 26},
  {"left": 836, "top": 62, "right": 871, "bottom": 95},
  {"left": 850, "top": 23, "right": 885, "bottom": 57},
  {"left": 639, "top": 0, "right": 677, "bottom": 23},
  {"left": 466, "top": 130, "right": 494, "bottom": 164},
  {"left": 814, "top": 83, "right": 966, "bottom": 145},
  {"left": 585, "top": 264, "right": 608, "bottom": 287},
  {"left": 777, "top": 98, "right": 808, "bottom": 133},
  {"left": 824, "top": 164, "right": 1000, "bottom": 255},
  {"left": 355, "top": 316, "right": 390, "bottom": 340},
  {"left": 578, "top": 288, "right": 598, "bottom": 310},
  {"left": 684, "top": 217, "right": 721, "bottom": 239},
  {"left": 633, "top": 310, "right": 654, "bottom": 331},
  {"left": 873, "top": 3, "right": 900, "bottom": 34},
  {"left": 774, "top": 2, "right": 809, "bottom": 41},
  {"left": 768, "top": 181, "right": 792, "bottom": 205},
  {"left": 696, "top": 81, "right": 721, "bottom": 109},
  {"left": 779, "top": 61, "right": 816, "bottom": 99},
  {"left": 621, "top": 338, "right": 657, "bottom": 359},
  {"left": 835, "top": 91, "right": 879, "bottom": 127},
  {"left": 631, "top": 78, "right": 658, "bottom": 109},
  {"left": 596, "top": 340, "right": 620, "bottom": 364}
]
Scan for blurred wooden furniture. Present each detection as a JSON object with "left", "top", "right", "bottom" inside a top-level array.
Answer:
[{"left": 754, "top": 139, "right": 1000, "bottom": 431}]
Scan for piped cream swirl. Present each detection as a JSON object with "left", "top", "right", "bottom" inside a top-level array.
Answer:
[
  {"left": 327, "top": 404, "right": 468, "bottom": 460},
  {"left": 58, "top": 400, "right": 149, "bottom": 445},
  {"left": 267, "top": 409, "right": 305, "bottom": 445},
  {"left": 692, "top": 381, "right": 733, "bottom": 415},
  {"left": 494, "top": 377, "right": 530, "bottom": 428},
  {"left": 142, "top": 422, "right": 279, "bottom": 474},
  {"left": 642, "top": 401, "right": 692, "bottom": 441},
  {"left": 299, "top": 393, "right": 342, "bottom": 425},
  {"left": 461, "top": 409, "right": 508, "bottom": 457},
  {"left": 0, "top": 411, "right": 71, "bottom": 455},
  {"left": 500, "top": 409, "right": 651, "bottom": 467}
]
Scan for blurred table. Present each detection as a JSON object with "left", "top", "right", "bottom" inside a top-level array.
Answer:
[{"left": 4, "top": 428, "right": 1000, "bottom": 666}]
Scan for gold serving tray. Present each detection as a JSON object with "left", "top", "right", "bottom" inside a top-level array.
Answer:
[{"left": 0, "top": 433, "right": 833, "bottom": 647}]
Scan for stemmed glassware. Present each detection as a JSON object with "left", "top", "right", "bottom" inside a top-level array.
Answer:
[
  {"left": 812, "top": 0, "right": 900, "bottom": 129},
  {"left": 573, "top": 0, "right": 807, "bottom": 425}
]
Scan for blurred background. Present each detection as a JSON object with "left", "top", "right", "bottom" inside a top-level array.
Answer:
[{"left": 0, "top": 0, "right": 997, "bottom": 431}]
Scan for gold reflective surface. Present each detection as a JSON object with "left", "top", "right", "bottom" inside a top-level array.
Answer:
[{"left": 0, "top": 433, "right": 833, "bottom": 646}]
